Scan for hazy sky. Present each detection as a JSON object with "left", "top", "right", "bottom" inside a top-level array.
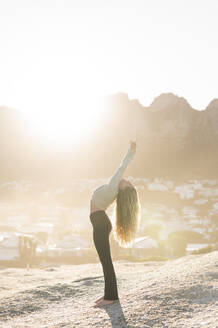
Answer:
[{"left": 0, "top": 0, "right": 218, "bottom": 120}]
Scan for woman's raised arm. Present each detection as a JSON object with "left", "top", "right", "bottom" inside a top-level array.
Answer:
[{"left": 107, "top": 141, "right": 136, "bottom": 190}]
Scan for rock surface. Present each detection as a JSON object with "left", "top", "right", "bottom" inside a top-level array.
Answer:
[{"left": 0, "top": 251, "right": 217, "bottom": 327}]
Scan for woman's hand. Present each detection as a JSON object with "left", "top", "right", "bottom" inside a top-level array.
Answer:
[{"left": 130, "top": 140, "right": 136, "bottom": 153}]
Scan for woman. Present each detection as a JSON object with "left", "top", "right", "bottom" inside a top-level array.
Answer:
[{"left": 90, "top": 141, "right": 140, "bottom": 307}]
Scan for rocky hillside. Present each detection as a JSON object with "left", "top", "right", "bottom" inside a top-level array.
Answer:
[
  {"left": 1, "top": 92, "right": 218, "bottom": 181},
  {"left": 102, "top": 93, "right": 218, "bottom": 178},
  {"left": 104, "top": 92, "right": 218, "bottom": 147},
  {"left": 1, "top": 251, "right": 218, "bottom": 327}
]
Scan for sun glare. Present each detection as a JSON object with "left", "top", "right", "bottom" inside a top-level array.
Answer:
[{"left": 24, "top": 97, "right": 102, "bottom": 147}]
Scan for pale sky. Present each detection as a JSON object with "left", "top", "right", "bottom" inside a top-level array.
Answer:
[{"left": 0, "top": 0, "right": 218, "bottom": 142}]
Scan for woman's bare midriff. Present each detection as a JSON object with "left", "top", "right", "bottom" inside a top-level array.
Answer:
[{"left": 90, "top": 200, "right": 103, "bottom": 214}]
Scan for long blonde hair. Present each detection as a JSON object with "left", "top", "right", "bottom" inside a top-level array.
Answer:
[{"left": 113, "top": 186, "right": 140, "bottom": 247}]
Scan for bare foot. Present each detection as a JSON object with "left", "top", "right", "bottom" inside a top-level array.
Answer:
[
  {"left": 93, "top": 299, "right": 118, "bottom": 308},
  {"left": 95, "top": 296, "right": 104, "bottom": 303}
]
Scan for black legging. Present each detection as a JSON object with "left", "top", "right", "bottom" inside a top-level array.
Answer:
[{"left": 90, "top": 210, "right": 119, "bottom": 300}]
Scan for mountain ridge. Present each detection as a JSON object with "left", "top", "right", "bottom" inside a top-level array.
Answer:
[
  {"left": 109, "top": 92, "right": 218, "bottom": 112},
  {"left": 0, "top": 92, "right": 218, "bottom": 180}
]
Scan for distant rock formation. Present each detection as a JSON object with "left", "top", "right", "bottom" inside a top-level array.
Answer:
[
  {"left": 1, "top": 92, "right": 218, "bottom": 181},
  {"left": 104, "top": 92, "right": 218, "bottom": 146},
  {"left": 102, "top": 92, "right": 218, "bottom": 178}
]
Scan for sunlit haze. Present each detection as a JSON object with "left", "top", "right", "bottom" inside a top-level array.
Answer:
[
  {"left": 1, "top": 0, "right": 218, "bottom": 142},
  {"left": 0, "top": 2, "right": 218, "bottom": 323},
  {"left": 24, "top": 95, "right": 102, "bottom": 145}
]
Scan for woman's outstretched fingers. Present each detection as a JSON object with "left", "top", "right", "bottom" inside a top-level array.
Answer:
[{"left": 130, "top": 140, "right": 136, "bottom": 153}]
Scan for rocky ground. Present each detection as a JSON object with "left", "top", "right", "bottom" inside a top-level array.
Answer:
[{"left": 0, "top": 251, "right": 218, "bottom": 328}]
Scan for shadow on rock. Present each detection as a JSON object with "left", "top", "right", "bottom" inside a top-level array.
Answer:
[{"left": 0, "top": 282, "right": 78, "bottom": 320}]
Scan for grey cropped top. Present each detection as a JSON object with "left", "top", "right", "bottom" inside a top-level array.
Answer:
[{"left": 91, "top": 147, "right": 135, "bottom": 210}]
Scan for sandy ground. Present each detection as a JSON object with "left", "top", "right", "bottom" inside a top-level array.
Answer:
[{"left": 0, "top": 251, "right": 218, "bottom": 328}]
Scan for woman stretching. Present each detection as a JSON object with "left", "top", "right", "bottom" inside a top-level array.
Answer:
[{"left": 90, "top": 141, "right": 140, "bottom": 307}]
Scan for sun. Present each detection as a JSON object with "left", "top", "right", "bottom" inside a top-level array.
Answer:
[{"left": 24, "top": 96, "right": 102, "bottom": 147}]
